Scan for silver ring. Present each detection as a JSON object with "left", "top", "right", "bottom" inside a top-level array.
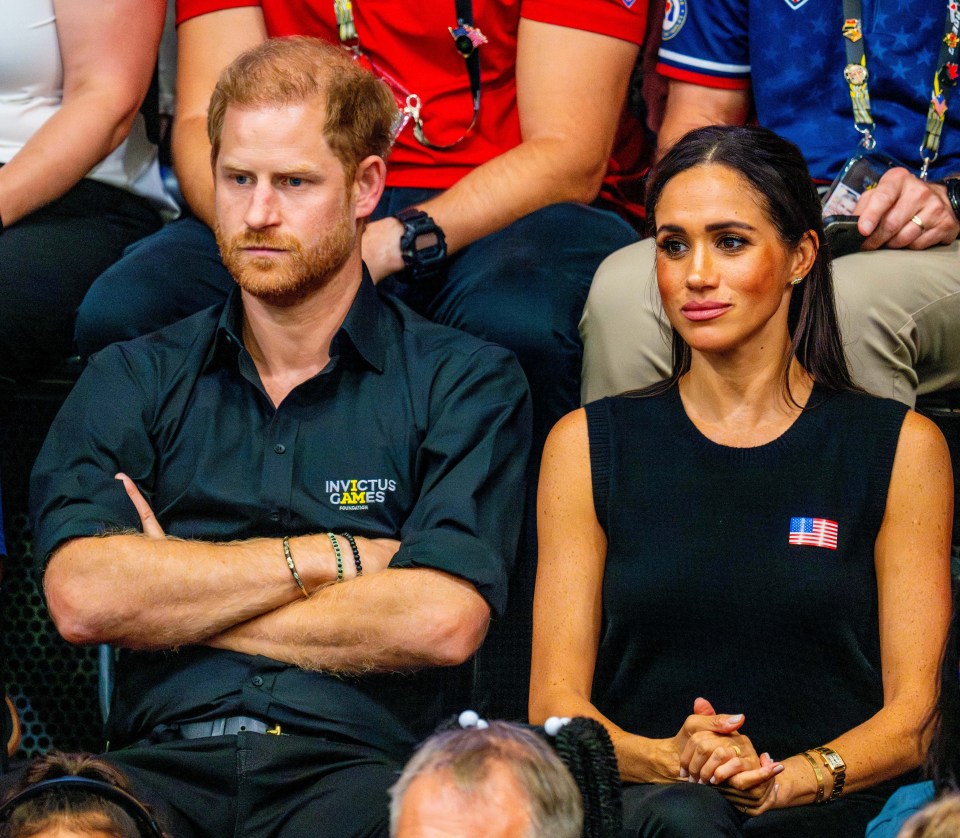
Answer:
[{"left": 910, "top": 214, "right": 925, "bottom": 230}]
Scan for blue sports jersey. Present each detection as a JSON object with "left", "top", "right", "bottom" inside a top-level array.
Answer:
[{"left": 657, "top": 0, "right": 960, "bottom": 181}]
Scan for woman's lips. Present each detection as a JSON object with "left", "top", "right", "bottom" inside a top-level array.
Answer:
[{"left": 680, "top": 301, "right": 732, "bottom": 321}]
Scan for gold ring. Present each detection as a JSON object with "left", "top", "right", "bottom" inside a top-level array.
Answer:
[
  {"left": 738, "top": 805, "right": 748, "bottom": 814},
  {"left": 731, "top": 744, "right": 742, "bottom": 758},
  {"left": 911, "top": 214, "right": 925, "bottom": 230}
]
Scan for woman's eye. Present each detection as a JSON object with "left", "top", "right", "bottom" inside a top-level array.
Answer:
[
  {"left": 657, "top": 238, "right": 687, "bottom": 256},
  {"left": 718, "top": 235, "right": 746, "bottom": 251}
]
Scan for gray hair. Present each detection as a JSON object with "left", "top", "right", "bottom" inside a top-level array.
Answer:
[{"left": 389, "top": 721, "right": 583, "bottom": 838}]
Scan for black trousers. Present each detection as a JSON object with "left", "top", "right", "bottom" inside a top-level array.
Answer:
[
  {"left": 622, "top": 780, "right": 891, "bottom": 837},
  {"left": 0, "top": 175, "right": 162, "bottom": 382},
  {"left": 105, "top": 732, "right": 400, "bottom": 838}
]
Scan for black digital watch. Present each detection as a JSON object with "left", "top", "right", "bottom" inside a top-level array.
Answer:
[{"left": 395, "top": 208, "right": 447, "bottom": 280}]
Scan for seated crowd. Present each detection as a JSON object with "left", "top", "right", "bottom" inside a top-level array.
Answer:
[{"left": 1, "top": 1, "right": 958, "bottom": 837}]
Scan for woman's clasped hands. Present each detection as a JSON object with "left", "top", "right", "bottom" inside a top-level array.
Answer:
[{"left": 675, "top": 697, "right": 784, "bottom": 817}]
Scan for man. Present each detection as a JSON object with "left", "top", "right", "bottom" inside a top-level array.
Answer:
[
  {"left": 580, "top": 0, "right": 960, "bottom": 407},
  {"left": 389, "top": 721, "right": 583, "bottom": 838},
  {"left": 30, "top": 37, "right": 530, "bottom": 838},
  {"left": 74, "top": 0, "right": 649, "bottom": 717}
]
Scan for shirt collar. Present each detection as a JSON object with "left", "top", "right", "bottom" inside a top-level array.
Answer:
[{"left": 208, "top": 268, "right": 387, "bottom": 374}]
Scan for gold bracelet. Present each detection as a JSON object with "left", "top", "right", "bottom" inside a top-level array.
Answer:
[{"left": 800, "top": 750, "right": 825, "bottom": 804}]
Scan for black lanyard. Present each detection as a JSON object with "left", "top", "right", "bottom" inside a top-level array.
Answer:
[
  {"left": 334, "top": 0, "right": 484, "bottom": 150},
  {"left": 841, "top": 0, "right": 960, "bottom": 178}
]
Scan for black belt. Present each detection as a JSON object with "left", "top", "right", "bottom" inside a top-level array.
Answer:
[{"left": 177, "top": 716, "right": 287, "bottom": 738}]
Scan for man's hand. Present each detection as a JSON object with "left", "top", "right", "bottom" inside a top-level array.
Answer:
[
  {"left": 855, "top": 167, "right": 959, "bottom": 250},
  {"left": 116, "top": 472, "right": 164, "bottom": 538}
]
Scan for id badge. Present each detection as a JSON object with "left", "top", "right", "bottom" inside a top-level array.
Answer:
[{"left": 821, "top": 152, "right": 900, "bottom": 217}]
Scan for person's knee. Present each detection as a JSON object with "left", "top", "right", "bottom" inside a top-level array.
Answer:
[
  {"left": 76, "top": 220, "right": 230, "bottom": 357},
  {"left": 621, "top": 782, "right": 742, "bottom": 837},
  {"left": 581, "top": 238, "right": 671, "bottom": 402},
  {"left": 583, "top": 238, "right": 657, "bottom": 326}
]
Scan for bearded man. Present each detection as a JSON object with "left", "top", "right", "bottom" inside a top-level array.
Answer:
[{"left": 28, "top": 37, "right": 531, "bottom": 838}]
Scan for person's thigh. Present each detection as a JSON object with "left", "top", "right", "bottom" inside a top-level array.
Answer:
[
  {"left": 621, "top": 782, "right": 744, "bottom": 837},
  {"left": 744, "top": 789, "right": 890, "bottom": 837},
  {"left": 0, "top": 181, "right": 161, "bottom": 380},
  {"left": 832, "top": 242, "right": 960, "bottom": 406},
  {"left": 237, "top": 733, "right": 397, "bottom": 838},
  {"left": 429, "top": 202, "right": 638, "bottom": 437},
  {"left": 75, "top": 217, "right": 233, "bottom": 357},
  {"left": 580, "top": 237, "right": 672, "bottom": 404},
  {"left": 104, "top": 738, "right": 239, "bottom": 838}
]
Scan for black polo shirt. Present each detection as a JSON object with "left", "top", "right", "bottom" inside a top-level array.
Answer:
[{"left": 30, "top": 274, "right": 531, "bottom": 757}]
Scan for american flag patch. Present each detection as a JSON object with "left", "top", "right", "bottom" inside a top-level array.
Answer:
[{"left": 789, "top": 517, "right": 838, "bottom": 550}]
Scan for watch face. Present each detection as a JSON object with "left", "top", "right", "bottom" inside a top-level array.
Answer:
[
  {"left": 820, "top": 750, "right": 845, "bottom": 771},
  {"left": 414, "top": 231, "right": 441, "bottom": 251}
]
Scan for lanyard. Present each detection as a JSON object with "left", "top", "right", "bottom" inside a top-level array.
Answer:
[
  {"left": 841, "top": 0, "right": 960, "bottom": 178},
  {"left": 333, "top": 0, "right": 485, "bottom": 150}
]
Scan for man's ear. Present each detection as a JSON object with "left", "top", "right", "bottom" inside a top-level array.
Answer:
[{"left": 353, "top": 155, "right": 387, "bottom": 220}]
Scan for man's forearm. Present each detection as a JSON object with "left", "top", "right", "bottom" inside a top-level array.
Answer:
[
  {"left": 362, "top": 23, "right": 638, "bottom": 280},
  {"left": 44, "top": 532, "right": 342, "bottom": 649},
  {"left": 206, "top": 568, "right": 491, "bottom": 674}
]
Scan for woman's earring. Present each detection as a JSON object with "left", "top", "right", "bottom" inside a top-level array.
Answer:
[{"left": 790, "top": 276, "right": 804, "bottom": 286}]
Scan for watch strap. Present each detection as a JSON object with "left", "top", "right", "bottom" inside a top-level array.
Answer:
[
  {"left": 942, "top": 177, "right": 960, "bottom": 223},
  {"left": 813, "top": 746, "right": 846, "bottom": 802},
  {"left": 395, "top": 208, "right": 447, "bottom": 280}
]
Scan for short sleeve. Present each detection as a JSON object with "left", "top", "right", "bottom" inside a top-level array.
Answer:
[
  {"left": 656, "top": 0, "right": 751, "bottom": 89},
  {"left": 521, "top": 0, "right": 648, "bottom": 46},
  {"left": 388, "top": 344, "right": 531, "bottom": 617},
  {"left": 176, "top": 0, "right": 258, "bottom": 27},
  {"left": 29, "top": 346, "right": 158, "bottom": 573}
]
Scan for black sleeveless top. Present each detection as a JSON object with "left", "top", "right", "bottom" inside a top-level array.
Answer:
[{"left": 585, "top": 383, "right": 908, "bottom": 759}]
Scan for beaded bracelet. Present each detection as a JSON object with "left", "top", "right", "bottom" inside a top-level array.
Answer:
[
  {"left": 326, "top": 532, "right": 344, "bottom": 582},
  {"left": 340, "top": 532, "right": 363, "bottom": 576},
  {"left": 282, "top": 536, "right": 310, "bottom": 598}
]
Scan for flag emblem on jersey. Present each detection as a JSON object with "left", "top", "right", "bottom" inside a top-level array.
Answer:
[{"left": 789, "top": 517, "right": 839, "bottom": 550}]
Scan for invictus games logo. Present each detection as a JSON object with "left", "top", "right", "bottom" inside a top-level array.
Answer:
[
  {"left": 662, "top": 0, "right": 687, "bottom": 41},
  {"left": 326, "top": 478, "right": 397, "bottom": 510}
]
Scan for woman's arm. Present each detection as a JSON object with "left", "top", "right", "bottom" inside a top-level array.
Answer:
[
  {"left": 0, "top": 0, "right": 166, "bottom": 227},
  {"left": 530, "top": 409, "right": 763, "bottom": 784},
  {"left": 764, "top": 410, "right": 953, "bottom": 811}
]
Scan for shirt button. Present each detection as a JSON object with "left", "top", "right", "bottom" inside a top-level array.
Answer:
[
  {"left": 274, "top": 444, "right": 286, "bottom": 454},
  {"left": 252, "top": 676, "right": 264, "bottom": 687},
  {"left": 269, "top": 511, "right": 280, "bottom": 522}
]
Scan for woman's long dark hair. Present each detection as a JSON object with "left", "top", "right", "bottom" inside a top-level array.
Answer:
[{"left": 644, "top": 125, "right": 856, "bottom": 401}]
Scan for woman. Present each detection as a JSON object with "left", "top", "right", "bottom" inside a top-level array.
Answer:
[
  {"left": 0, "top": 751, "right": 166, "bottom": 838},
  {"left": 0, "top": 0, "right": 175, "bottom": 381},
  {"left": 530, "top": 125, "right": 953, "bottom": 836}
]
